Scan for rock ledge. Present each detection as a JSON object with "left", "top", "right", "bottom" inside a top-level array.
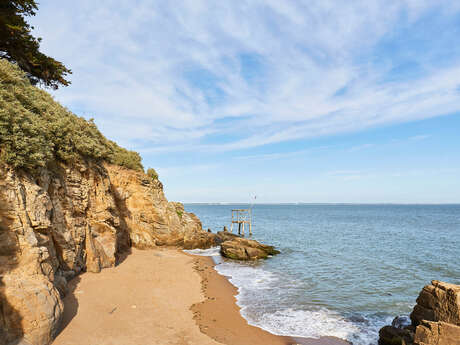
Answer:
[
  {"left": 215, "top": 231, "right": 280, "bottom": 260},
  {"left": 378, "top": 280, "right": 460, "bottom": 345}
]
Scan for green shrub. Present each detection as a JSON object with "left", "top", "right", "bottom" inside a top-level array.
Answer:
[
  {"left": 146, "top": 168, "right": 158, "bottom": 180},
  {"left": 0, "top": 59, "right": 144, "bottom": 172},
  {"left": 108, "top": 141, "right": 143, "bottom": 172}
]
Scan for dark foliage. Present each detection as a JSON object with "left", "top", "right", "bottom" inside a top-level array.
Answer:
[
  {"left": 0, "top": 59, "right": 143, "bottom": 172},
  {"left": 0, "top": 0, "right": 71, "bottom": 89}
]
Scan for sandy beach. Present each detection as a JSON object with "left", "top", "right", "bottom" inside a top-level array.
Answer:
[
  {"left": 53, "top": 248, "right": 221, "bottom": 345},
  {"left": 53, "top": 248, "right": 349, "bottom": 345}
]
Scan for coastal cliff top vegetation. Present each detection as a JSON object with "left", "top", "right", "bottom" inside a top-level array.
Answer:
[{"left": 0, "top": 58, "right": 144, "bottom": 172}]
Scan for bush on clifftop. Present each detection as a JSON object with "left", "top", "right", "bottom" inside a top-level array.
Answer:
[
  {"left": 146, "top": 168, "right": 158, "bottom": 180},
  {"left": 0, "top": 58, "right": 143, "bottom": 172}
]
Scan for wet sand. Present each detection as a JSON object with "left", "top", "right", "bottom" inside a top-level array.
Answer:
[
  {"left": 190, "top": 255, "right": 350, "bottom": 345},
  {"left": 53, "top": 248, "right": 349, "bottom": 345}
]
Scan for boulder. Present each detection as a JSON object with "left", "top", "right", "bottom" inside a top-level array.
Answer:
[
  {"left": 1, "top": 275, "right": 63, "bottom": 345},
  {"left": 379, "top": 281, "right": 460, "bottom": 345},
  {"left": 378, "top": 325, "right": 414, "bottom": 345},
  {"left": 414, "top": 320, "right": 460, "bottom": 345},
  {"left": 220, "top": 236, "right": 280, "bottom": 260},
  {"left": 410, "top": 280, "right": 460, "bottom": 327},
  {"left": 215, "top": 231, "right": 240, "bottom": 244},
  {"left": 392, "top": 316, "right": 412, "bottom": 329}
]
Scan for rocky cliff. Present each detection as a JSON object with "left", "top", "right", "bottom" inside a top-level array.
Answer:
[
  {"left": 379, "top": 280, "right": 460, "bottom": 345},
  {"left": 0, "top": 160, "right": 214, "bottom": 345}
]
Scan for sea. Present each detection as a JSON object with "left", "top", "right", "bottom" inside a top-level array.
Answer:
[{"left": 183, "top": 204, "right": 460, "bottom": 345}]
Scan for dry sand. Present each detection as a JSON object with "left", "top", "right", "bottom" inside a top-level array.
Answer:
[
  {"left": 53, "top": 248, "right": 222, "bottom": 345},
  {"left": 53, "top": 248, "right": 349, "bottom": 345}
]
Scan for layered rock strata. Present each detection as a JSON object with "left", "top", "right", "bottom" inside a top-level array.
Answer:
[
  {"left": 0, "top": 161, "right": 213, "bottom": 345},
  {"left": 414, "top": 321, "right": 460, "bottom": 345},
  {"left": 378, "top": 280, "right": 460, "bottom": 345},
  {"left": 106, "top": 165, "right": 216, "bottom": 250}
]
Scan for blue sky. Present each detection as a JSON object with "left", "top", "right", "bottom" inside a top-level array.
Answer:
[{"left": 31, "top": 1, "right": 460, "bottom": 203}]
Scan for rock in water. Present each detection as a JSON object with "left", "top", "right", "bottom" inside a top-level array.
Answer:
[
  {"left": 215, "top": 230, "right": 240, "bottom": 243},
  {"left": 410, "top": 280, "right": 460, "bottom": 327},
  {"left": 414, "top": 320, "right": 460, "bottom": 345},
  {"left": 218, "top": 233, "right": 280, "bottom": 260},
  {"left": 378, "top": 280, "right": 460, "bottom": 345},
  {"left": 378, "top": 325, "right": 414, "bottom": 345},
  {"left": 392, "top": 316, "right": 411, "bottom": 329},
  {"left": 411, "top": 280, "right": 460, "bottom": 345}
]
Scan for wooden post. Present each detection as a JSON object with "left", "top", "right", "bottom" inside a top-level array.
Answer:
[
  {"left": 249, "top": 209, "right": 252, "bottom": 236},
  {"left": 230, "top": 209, "right": 252, "bottom": 237},
  {"left": 230, "top": 211, "right": 234, "bottom": 233}
]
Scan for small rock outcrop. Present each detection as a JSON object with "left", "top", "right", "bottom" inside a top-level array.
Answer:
[
  {"left": 410, "top": 281, "right": 460, "bottom": 327},
  {"left": 414, "top": 320, "right": 460, "bottom": 345},
  {"left": 392, "top": 316, "right": 412, "bottom": 329},
  {"left": 378, "top": 280, "right": 460, "bottom": 345},
  {"left": 216, "top": 231, "right": 280, "bottom": 260},
  {"left": 378, "top": 325, "right": 414, "bottom": 345}
]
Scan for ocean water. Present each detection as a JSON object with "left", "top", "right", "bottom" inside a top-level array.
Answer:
[{"left": 184, "top": 204, "right": 460, "bottom": 345}]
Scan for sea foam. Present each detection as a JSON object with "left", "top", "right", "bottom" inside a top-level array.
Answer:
[
  {"left": 183, "top": 246, "right": 221, "bottom": 257},
  {"left": 185, "top": 248, "right": 392, "bottom": 345},
  {"left": 183, "top": 204, "right": 460, "bottom": 345},
  {"left": 250, "top": 308, "right": 392, "bottom": 345}
]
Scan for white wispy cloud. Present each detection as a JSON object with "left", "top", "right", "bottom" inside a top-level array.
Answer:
[
  {"left": 31, "top": 0, "right": 460, "bottom": 152},
  {"left": 348, "top": 144, "right": 376, "bottom": 152},
  {"left": 408, "top": 134, "right": 432, "bottom": 141},
  {"left": 234, "top": 146, "right": 332, "bottom": 161}
]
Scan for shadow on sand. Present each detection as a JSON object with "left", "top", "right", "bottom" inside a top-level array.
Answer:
[
  {"left": 54, "top": 275, "right": 81, "bottom": 337},
  {"left": 56, "top": 182, "right": 134, "bottom": 337}
]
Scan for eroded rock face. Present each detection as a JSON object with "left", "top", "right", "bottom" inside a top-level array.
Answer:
[
  {"left": 378, "top": 281, "right": 460, "bottom": 345},
  {"left": 106, "top": 165, "right": 215, "bottom": 250},
  {"left": 0, "top": 161, "right": 123, "bottom": 345},
  {"left": 410, "top": 281, "right": 460, "bottom": 327},
  {"left": 414, "top": 321, "right": 460, "bottom": 345},
  {"left": 0, "top": 162, "right": 207, "bottom": 345},
  {"left": 412, "top": 281, "right": 460, "bottom": 345},
  {"left": 218, "top": 232, "right": 280, "bottom": 260}
]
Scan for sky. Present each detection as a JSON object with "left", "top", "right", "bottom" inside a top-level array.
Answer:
[{"left": 30, "top": 0, "right": 460, "bottom": 203}]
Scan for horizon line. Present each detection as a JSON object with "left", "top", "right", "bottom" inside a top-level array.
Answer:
[{"left": 183, "top": 202, "right": 460, "bottom": 205}]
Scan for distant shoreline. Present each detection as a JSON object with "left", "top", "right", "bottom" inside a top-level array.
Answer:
[{"left": 184, "top": 202, "right": 460, "bottom": 205}]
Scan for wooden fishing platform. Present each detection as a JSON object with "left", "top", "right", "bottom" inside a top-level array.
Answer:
[{"left": 230, "top": 209, "right": 252, "bottom": 236}]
